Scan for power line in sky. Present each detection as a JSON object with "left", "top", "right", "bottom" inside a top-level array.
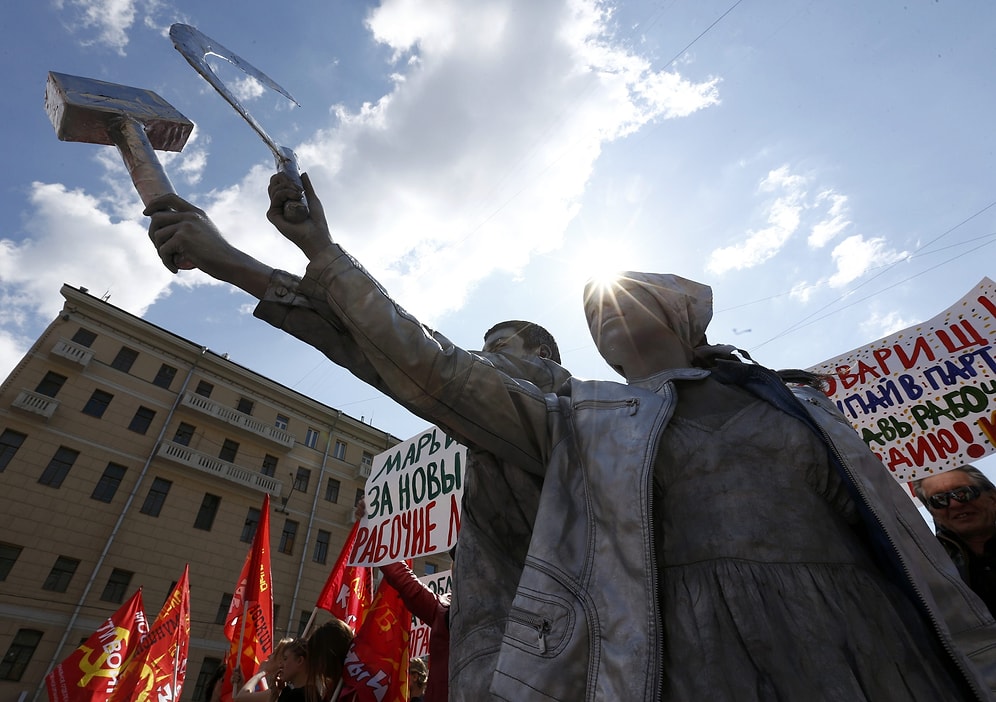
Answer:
[{"left": 745, "top": 198, "right": 996, "bottom": 351}]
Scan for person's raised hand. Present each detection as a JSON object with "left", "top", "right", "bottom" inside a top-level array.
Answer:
[{"left": 266, "top": 172, "right": 332, "bottom": 260}]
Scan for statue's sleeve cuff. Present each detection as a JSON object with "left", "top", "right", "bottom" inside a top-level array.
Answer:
[{"left": 254, "top": 269, "right": 313, "bottom": 326}]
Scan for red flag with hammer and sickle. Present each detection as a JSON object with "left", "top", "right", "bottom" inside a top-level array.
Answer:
[
  {"left": 315, "top": 520, "right": 373, "bottom": 632},
  {"left": 108, "top": 565, "right": 190, "bottom": 702},
  {"left": 45, "top": 588, "right": 148, "bottom": 702},
  {"left": 220, "top": 494, "right": 274, "bottom": 702}
]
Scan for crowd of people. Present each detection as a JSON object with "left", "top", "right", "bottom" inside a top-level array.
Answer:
[
  {"left": 146, "top": 173, "right": 996, "bottom": 701},
  {"left": 203, "top": 621, "right": 358, "bottom": 702}
]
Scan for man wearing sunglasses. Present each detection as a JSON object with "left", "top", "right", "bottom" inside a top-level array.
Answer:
[{"left": 913, "top": 465, "right": 996, "bottom": 617}]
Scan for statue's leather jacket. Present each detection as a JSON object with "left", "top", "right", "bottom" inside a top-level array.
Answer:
[{"left": 256, "top": 244, "right": 996, "bottom": 701}]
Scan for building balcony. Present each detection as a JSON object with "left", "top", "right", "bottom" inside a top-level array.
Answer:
[
  {"left": 157, "top": 440, "right": 283, "bottom": 496},
  {"left": 357, "top": 461, "right": 372, "bottom": 479},
  {"left": 12, "top": 390, "right": 59, "bottom": 419},
  {"left": 51, "top": 338, "right": 94, "bottom": 367},
  {"left": 180, "top": 392, "right": 295, "bottom": 449}
]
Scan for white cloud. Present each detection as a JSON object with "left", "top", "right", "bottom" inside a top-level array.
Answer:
[
  {"left": 231, "top": 75, "right": 266, "bottom": 103},
  {"left": 789, "top": 280, "right": 818, "bottom": 304},
  {"left": 808, "top": 189, "right": 850, "bottom": 248},
  {"left": 57, "top": 0, "right": 138, "bottom": 54},
  {"left": 706, "top": 165, "right": 807, "bottom": 274},
  {"left": 860, "top": 308, "right": 918, "bottom": 340},
  {"left": 827, "top": 234, "right": 909, "bottom": 288},
  {"left": 0, "top": 183, "right": 175, "bottom": 320},
  {"left": 292, "top": 0, "right": 719, "bottom": 321}
]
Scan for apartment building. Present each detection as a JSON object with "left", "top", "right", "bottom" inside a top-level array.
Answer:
[{"left": 0, "top": 284, "right": 427, "bottom": 701}]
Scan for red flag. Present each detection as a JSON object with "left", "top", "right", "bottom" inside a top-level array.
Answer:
[
  {"left": 45, "top": 588, "right": 148, "bottom": 702},
  {"left": 220, "top": 495, "right": 274, "bottom": 702},
  {"left": 316, "top": 521, "right": 373, "bottom": 632},
  {"left": 108, "top": 565, "right": 190, "bottom": 702},
  {"left": 342, "top": 576, "right": 411, "bottom": 702}
]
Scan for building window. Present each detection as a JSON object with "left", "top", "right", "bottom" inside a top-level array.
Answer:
[
  {"left": 304, "top": 427, "right": 319, "bottom": 449},
  {"left": 194, "top": 494, "right": 221, "bottom": 531},
  {"left": 361, "top": 451, "right": 374, "bottom": 469},
  {"left": 152, "top": 363, "right": 178, "bottom": 390},
  {"left": 214, "top": 593, "right": 233, "bottom": 624},
  {"left": 355, "top": 488, "right": 365, "bottom": 507},
  {"left": 241, "top": 507, "right": 261, "bottom": 543},
  {"left": 140, "top": 477, "right": 172, "bottom": 517},
  {"left": 81, "top": 389, "right": 114, "bottom": 418},
  {"left": 313, "top": 530, "right": 330, "bottom": 565},
  {"left": 0, "top": 629, "right": 43, "bottom": 681},
  {"left": 110, "top": 346, "right": 138, "bottom": 373},
  {"left": 324, "top": 478, "right": 341, "bottom": 503},
  {"left": 38, "top": 446, "right": 79, "bottom": 488},
  {"left": 70, "top": 328, "right": 97, "bottom": 347},
  {"left": 333, "top": 440, "right": 347, "bottom": 460},
  {"left": 0, "top": 429, "right": 27, "bottom": 472},
  {"left": 275, "top": 414, "right": 289, "bottom": 431},
  {"left": 219, "top": 439, "right": 239, "bottom": 463},
  {"left": 0, "top": 543, "right": 23, "bottom": 581},
  {"left": 127, "top": 406, "right": 156, "bottom": 434},
  {"left": 35, "top": 371, "right": 68, "bottom": 398},
  {"left": 42, "top": 556, "right": 80, "bottom": 592},
  {"left": 191, "top": 657, "right": 223, "bottom": 702},
  {"left": 91, "top": 463, "right": 126, "bottom": 502},
  {"left": 261, "top": 454, "right": 278, "bottom": 477},
  {"left": 279, "top": 519, "right": 298, "bottom": 554},
  {"left": 236, "top": 397, "right": 254, "bottom": 415},
  {"left": 100, "top": 568, "right": 133, "bottom": 603},
  {"left": 194, "top": 380, "right": 214, "bottom": 398},
  {"left": 164, "top": 580, "right": 177, "bottom": 605},
  {"left": 173, "top": 422, "right": 195, "bottom": 446},
  {"left": 293, "top": 467, "right": 311, "bottom": 493},
  {"left": 424, "top": 563, "right": 438, "bottom": 576}
]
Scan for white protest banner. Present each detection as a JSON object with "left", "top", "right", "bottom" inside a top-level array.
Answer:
[
  {"left": 808, "top": 277, "right": 996, "bottom": 482},
  {"left": 350, "top": 426, "right": 467, "bottom": 567},
  {"left": 409, "top": 570, "right": 452, "bottom": 659}
]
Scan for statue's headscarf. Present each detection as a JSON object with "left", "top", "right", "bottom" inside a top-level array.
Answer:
[{"left": 584, "top": 272, "right": 738, "bottom": 374}]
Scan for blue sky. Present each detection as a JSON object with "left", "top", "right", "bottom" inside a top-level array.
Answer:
[{"left": 1, "top": 0, "right": 995, "bottom": 489}]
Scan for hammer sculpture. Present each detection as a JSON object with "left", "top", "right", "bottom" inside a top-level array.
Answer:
[
  {"left": 170, "top": 23, "right": 309, "bottom": 223},
  {"left": 45, "top": 71, "right": 193, "bottom": 209}
]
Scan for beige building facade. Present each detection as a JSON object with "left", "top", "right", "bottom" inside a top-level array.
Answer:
[{"left": 0, "top": 285, "right": 437, "bottom": 701}]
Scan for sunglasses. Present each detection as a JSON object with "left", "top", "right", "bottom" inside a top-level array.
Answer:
[{"left": 926, "top": 485, "right": 982, "bottom": 509}]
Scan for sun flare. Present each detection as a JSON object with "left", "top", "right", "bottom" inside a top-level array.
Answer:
[{"left": 568, "top": 237, "right": 637, "bottom": 293}]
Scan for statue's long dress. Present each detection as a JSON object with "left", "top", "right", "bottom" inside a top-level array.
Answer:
[{"left": 655, "top": 379, "right": 967, "bottom": 701}]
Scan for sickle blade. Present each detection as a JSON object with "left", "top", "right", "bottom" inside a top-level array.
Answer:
[
  {"left": 170, "top": 24, "right": 299, "bottom": 105},
  {"left": 169, "top": 23, "right": 310, "bottom": 223}
]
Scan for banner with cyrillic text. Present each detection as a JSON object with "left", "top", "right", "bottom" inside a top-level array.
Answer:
[
  {"left": 808, "top": 277, "right": 996, "bottom": 481},
  {"left": 350, "top": 426, "right": 466, "bottom": 567},
  {"left": 409, "top": 570, "right": 451, "bottom": 659}
]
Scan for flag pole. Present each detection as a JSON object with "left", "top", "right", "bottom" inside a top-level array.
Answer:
[
  {"left": 300, "top": 607, "right": 320, "bottom": 639},
  {"left": 236, "top": 597, "right": 249, "bottom": 674},
  {"left": 172, "top": 637, "right": 180, "bottom": 698}
]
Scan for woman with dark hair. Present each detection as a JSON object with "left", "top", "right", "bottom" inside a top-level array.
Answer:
[
  {"left": 267, "top": 621, "right": 355, "bottom": 702},
  {"left": 305, "top": 619, "right": 354, "bottom": 702}
]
